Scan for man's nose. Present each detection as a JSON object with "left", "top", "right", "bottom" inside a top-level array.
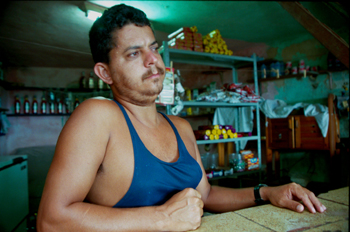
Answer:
[{"left": 144, "top": 49, "right": 158, "bottom": 67}]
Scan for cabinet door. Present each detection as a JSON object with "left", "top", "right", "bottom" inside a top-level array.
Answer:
[
  {"left": 294, "top": 116, "right": 329, "bottom": 149},
  {"left": 267, "top": 117, "right": 294, "bottom": 149}
]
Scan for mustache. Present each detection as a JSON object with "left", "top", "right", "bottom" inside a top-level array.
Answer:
[{"left": 142, "top": 66, "right": 165, "bottom": 80}]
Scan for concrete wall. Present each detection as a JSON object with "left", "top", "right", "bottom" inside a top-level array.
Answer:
[{"left": 0, "top": 67, "right": 111, "bottom": 156}]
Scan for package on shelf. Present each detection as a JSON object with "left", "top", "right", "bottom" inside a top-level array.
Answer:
[
  {"left": 239, "top": 150, "right": 259, "bottom": 170},
  {"left": 155, "top": 67, "right": 174, "bottom": 105},
  {"left": 168, "top": 26, "right": 205, "bottom": 52},
  {"left": 192, "top": 27, "right": 203, "bottom": 52},
  {"left": 196, "top": 89, "right": 241, "bottom": 103},
  {"left": 240, "top": 150, "right": 254, "bottom": 160},
  {"left": 168, "top": 27, "right": 192, "bottom": 39},
  {"left": 247, "top": 158, "right": 259, "bottom": 170},
  {"left": 222, "top": 83, "right": 262, "bottom": 103},
  {"left": 168, "top": 27, "right": 193, "bottom": 51},
  {"left": 203, "top": 29, "right": 233, "bottom": 55}
]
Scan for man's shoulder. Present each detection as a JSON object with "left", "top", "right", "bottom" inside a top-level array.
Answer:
[
  {"left": 78, "top": 97, "right": 117, "bottom": 111},
  {"left": 70, "top": 97, "right": 123, "bottom": 121}
]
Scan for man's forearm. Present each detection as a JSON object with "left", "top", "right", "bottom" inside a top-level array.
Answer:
[
  {"left": 203, "top": 186, "right": 257, "bottom": 213},
  {"left": 37, "top": 202, "right": 169, "bottom": 232}
]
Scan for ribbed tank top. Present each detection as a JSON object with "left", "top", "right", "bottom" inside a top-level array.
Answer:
[{"left": 113, "top": 100, "right": 202, "bottom": 208}]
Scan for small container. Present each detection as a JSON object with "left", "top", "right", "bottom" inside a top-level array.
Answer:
[
  {"left": 233, "top": 153, "right": 245, "bottom": 172},
  {"left": 41, "top": 97, "right": 47, "bottom": 114},
  {"left": 201, "top": 152, "right": 209, "bottom": 170},
  {"left": 32, "top": 96, "right": 38, "bottom": 114},
  {"left": 89, "top": 72, "right": 95, "bottom": 89},
  {"left": 209, "top": 153, "right": 218, "bottom": 169},
  {"left": 260, "top": 64, "right": 267, "bottom": 78},
  {"left": 229, "top": 153, "right": 236, "bottom": 168},
  {"left": 285, "top": 61, "right": 292, "bottom": 75},
  {"left": 14, "top": 96, "right": 21, "bottom": 114},
  {"left": 24, "top": 96, "right": 30, "bottom": 114}
]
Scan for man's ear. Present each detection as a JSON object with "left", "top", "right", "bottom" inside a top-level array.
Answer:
[{"left": 94, "top": 62, "right": 113, "bottom": 85}]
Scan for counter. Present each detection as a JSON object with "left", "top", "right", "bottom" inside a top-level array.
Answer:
[{"left": 193, "top": 186, "right": 348, "bottom": 231}]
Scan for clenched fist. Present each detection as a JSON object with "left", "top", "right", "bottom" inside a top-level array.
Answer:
[{"left": 157, "top": 188, "right": 204, "bottom": 231}]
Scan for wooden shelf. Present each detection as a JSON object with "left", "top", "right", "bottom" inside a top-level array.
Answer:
[
  {"left": 254, "top": 68, "right": 348, "bottom": 83},
  {"left": 0, "top": 80, "right": 110, "bottom": 92},
  {"left": 207, "top": 166, "right": 264, "bottom": 181},
  {"left": 7, "top": 113, "right": 71, "bottom": 117}
]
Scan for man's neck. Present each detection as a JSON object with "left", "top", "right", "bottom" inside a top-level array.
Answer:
[{"left": 114, "top": 97, "right": 160, "bottom": 128}]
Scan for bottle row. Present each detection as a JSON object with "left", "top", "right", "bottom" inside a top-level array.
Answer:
[
  {"left": 79, "top": 71, "right": 110, "bottom": 90},
  {"left": 13, "top": 95, "right": 82, "bottom": 115},
  {"left": 10, "top": 90, "right": 114, "bottom": 115}
]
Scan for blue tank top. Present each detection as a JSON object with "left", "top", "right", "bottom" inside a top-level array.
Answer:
[{"left": 113, "top": 100, "right": 202, "bottom": 208}]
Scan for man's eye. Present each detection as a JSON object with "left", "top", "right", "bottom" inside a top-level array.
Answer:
[{"left": 129, "top": 51, "right": 138, "bottom": 57}]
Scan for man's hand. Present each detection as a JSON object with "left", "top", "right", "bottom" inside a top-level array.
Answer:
[
  {"left": 158, "top": 188, "right": 204, "bottom": 231},
  {"left": 262, "top": 182, "right": 327, "bottom": 213}
]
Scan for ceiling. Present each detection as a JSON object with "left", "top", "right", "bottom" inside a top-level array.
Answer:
[{"left": 0, "top": 1, "right": 348, "bottom": 68}]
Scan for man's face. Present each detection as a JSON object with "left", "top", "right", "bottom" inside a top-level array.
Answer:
[{"left": 108, "top": 24, "right": 165, "bottom": 105}]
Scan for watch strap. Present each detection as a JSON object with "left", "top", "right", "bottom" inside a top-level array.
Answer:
[{"left": 254, "top": 184, "right": 268, "bottom": 205}]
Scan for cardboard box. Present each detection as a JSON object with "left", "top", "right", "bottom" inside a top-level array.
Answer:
[{"left": 155, "top": 67, "right": 174, "bottom": 105}]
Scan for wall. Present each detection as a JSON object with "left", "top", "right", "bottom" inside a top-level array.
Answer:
[
  {"left": 0, "top": 67, "right": 111, "bottom": 156},
  {"left": 260, "top": 35, "right": 349, "bottom": 137},
  {"left": 259, "top": 34, "right": 349, "bottom": 186}
]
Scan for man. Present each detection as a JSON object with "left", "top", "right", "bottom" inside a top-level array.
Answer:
[{"left": 37, "top": 4, "right": 326, "bottom": 231}]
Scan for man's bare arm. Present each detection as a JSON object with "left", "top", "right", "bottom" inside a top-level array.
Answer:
[{"left": 37, "top": 99, "right": 203, "bottom": 232}]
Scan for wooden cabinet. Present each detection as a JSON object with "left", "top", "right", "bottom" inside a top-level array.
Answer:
[
  {"left": 267, "top": 115, "right": 330, "bottom": 150},
  {"left": 266, "top": 94, "right": 340, "bottom": 178}
]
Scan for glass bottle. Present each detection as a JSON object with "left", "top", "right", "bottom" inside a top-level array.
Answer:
[
  {"left": 24, "top": 95, "right": 30, "bottom": 114},
  {"left": 41, "top": 96, "right": 47, "bottom": 114},
  {"left": 14, "top": 96, "right": 21, "bottom": 114},
  {"left": 32, "top": 95, "right": 38, "bottom": 114}
]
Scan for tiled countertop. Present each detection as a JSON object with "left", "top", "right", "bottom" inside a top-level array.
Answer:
[{"left": 192, "top": 187, "right": 349, "bottom": 232}]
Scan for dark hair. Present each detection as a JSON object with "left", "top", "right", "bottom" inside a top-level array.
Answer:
[{"left": 89, "top": 4, "right": 152, "bottom": 64}]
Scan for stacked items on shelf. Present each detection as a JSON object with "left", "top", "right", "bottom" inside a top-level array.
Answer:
[
  {"left": 193, "top": 124, "right": 253, "bottom": 141},
  {"left": 196, "top": 83, "right": 262, "bottom": 103},
  {"left": 204, "top": 149, "right": 259, "bottom": 179},
  {"left": 259, "top": 59, "right": 320, "bottom": 79},
  {"left": 240, "top": 150, "right": 259, "bottom": 171},
  {"left": 202, "top": 29, "right": 233, "bottom": 55},
  {"left": 167, "top": 27, "right": 194, "bottom": 51},
  {"left": 167, "top": 27, "right": 234, "bottom": 55},
  {"left": 228, "top": 150, "right": 259, "bottom": 174},
  {"left": 190, "top": 26, "right": 204, "bottom": 52}
]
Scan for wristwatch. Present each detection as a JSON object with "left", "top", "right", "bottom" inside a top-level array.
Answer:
[{"left": 254, "top": 184, "right": 268, "bottom": 205}]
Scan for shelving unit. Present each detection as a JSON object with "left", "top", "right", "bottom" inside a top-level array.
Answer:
[
  {"left": 0, "top": 80, "right": 111, "bottom": 93},
  {"left": 6, "top": 113, "right": 71, "bottom": 117},
  {"left": 160, "top": 41, "right": 262, "bottom": 176}
]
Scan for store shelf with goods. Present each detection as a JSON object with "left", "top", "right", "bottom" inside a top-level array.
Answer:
[
  {"left": 257, "top": 69, "right": 348, "bottom": 83},
  {"left": 0, "top": 80, "right": 111, "bottom": 93},
  {"left": 160, "top": 41, "right": 262, "bottom": 175},
  {"left": 181, "top": 101, "right": 259, "bottom": 108},
  {"left": 207, "top": 165, "right": 266, "bottom": 182},
  {"left": 196, "top": 136, "right": 260, "bottom": 145},
  {"left": 6, "top": 113, "right": 71, "bottom": 117}
]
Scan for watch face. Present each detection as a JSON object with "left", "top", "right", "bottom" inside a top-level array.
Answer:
[{"left": 254, "top": 184, "right": 268, "bottom": 205}]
